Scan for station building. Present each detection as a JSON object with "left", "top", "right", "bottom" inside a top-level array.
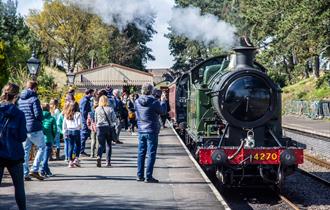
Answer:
[{"left": 73, "top": 63, "right": 153, "bottom": 92}]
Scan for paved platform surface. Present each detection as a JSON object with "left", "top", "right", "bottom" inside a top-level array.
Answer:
[
  {"left": 282, "top": 115, "right": 330, "bottom": 138},
  {"left": 0, "top": 129, "right": 224, "bottom": 210}
]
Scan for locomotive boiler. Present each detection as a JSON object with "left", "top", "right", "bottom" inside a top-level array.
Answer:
[{"left": 169, "top": 40, "right": 304, "bottom": 187}]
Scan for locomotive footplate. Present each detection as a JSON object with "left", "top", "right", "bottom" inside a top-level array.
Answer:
[{"left": 199, "top": 147, "right": 304, "bottom": 165}]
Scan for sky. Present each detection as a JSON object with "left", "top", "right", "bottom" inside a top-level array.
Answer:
[{"left": 16, "top": 0, "right": 175, "bottom": 69}]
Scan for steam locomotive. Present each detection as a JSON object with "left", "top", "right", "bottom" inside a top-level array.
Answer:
[{"left": 168, "top": 40, "right": 304, "bottom": 187}]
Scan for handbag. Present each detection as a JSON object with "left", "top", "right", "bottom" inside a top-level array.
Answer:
[
  {"left": 101, "top": 107, "right": 116, "bottom": 140},
  {"left": 128, "top": 111, "right": 136, "bottom": 120}
]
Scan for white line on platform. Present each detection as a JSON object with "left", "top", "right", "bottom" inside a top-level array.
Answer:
[{"left": 170, "top": 124, "right": 231, "bottom": 210}]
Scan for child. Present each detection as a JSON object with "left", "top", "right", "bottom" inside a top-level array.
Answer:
[
  {"left": 41, "top": 103, "right": 57, "bottom": 177},
  {"left": 50, "top": 99, "right": 61, "bottom": 160},
  {"left": 63, "top": 102, "right": 81, "bottom": 168}
]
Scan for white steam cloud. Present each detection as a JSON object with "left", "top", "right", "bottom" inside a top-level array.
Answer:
[
  {"left": 70, "top": 0, "right": 155, "bottom": 31},
  {"left": 169, "top": 6, "right": 236, "bottom": 49}
]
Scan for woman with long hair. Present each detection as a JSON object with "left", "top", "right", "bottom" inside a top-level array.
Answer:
[
  {"left": 95, "top": 95, "right": 116, "bottom": 167},
  {"left": 63, "top": 102, "right": 81, "bottom": 168},
  {"left": 0, "top": 83, "right": 27, "bottom": 210}
]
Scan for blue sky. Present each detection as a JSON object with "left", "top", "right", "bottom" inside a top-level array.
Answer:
[{"left": 16, "top": 0, "right": 174, "bottom": 69}]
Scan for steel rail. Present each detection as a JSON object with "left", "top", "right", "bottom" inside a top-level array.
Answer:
[
  {"left": 304, "top": 154, "right": 330, "bottom": 169},
  {"left": 270, "top": 185, "right": 300, "bottom": 210},
  {"left": 283, "top": 126, "right": 330, "bottom": 142},
  {"left": 279, "top": 194, "right": 300, "bottom": 210}
]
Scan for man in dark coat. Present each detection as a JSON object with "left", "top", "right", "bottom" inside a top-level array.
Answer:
[
  {"left": 18, "top": 81, "right": 45, "bottom": 181},
  {"left": 135, "top": 83, "right": 166, "bottom": 183},
  {"left": 79, "top": 89, "right": 94, "bottom": 156}
]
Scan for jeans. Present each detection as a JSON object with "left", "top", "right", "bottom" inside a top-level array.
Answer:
[
  {"left": 67, "top": 130, "right": 81, "bottom": 161},
  {"left": 41, "top": 142, "right": 53, "bottom": 174},
  {"left": 23, "top": 130, "right": 45, "bottom": 176},
  {"left": 115, "top": 118, "right": 122, "bottom": 141},
  {"left": 97, "top": 126, "right": 112, "bottom": 162},
  {"left": 137, "top": 133, "right": 158, "bottom": 179},
  {"left": 129, "top": 119, "right": 137, "bottom": 132},
  {"left": 54, "top": 132, "right": 61, "bottom": 149},
  {"left": 80, "top": 123, "right": 90, "bottom": 153},
  {"left": 0, "top": 163, "right": 26, "bottom": 210},
  {"left": 90, "top": 131, "right": 99, "bottom": 157},
  {"left": 64, "top": 138, "right": 69, "bottom": 160}
]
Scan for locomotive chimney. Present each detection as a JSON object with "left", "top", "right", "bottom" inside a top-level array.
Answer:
[{"left": 233, "top": 37, "right": 257, "bottom": 70}]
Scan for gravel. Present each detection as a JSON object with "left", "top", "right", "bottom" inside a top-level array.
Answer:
[
  {"left": 299, "top": 160, "right": 330, "bottom": 183},
  {"left": 281, "top": 170, "right": 330, "bottom": 210}
]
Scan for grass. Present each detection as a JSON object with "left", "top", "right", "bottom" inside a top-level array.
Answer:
[
  {"left": 44, "top": 66, "right": 67, "bottom": 88},
  {"left": 282, "top": 73, "right": 330, "bottom": 104}
]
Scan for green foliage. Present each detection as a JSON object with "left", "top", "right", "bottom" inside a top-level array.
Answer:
[
  {"left": 168, "top": 0, "right": 329, "bottom": 84},
  {"left": 26, "top": 1, "right": 155, "bottom": 71},
  {"left": 0, "top": 41, "right": 9, "bottom": 89},
  {"left": 282, "top": 74, "right": 330, "bottom": 102},
  {"left": 315, "top": 73, "right": 330, "bottom": 88}
]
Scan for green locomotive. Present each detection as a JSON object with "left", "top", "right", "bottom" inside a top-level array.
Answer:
[{"left": 170, "top": 40, "right": 304, "bottom": 186}]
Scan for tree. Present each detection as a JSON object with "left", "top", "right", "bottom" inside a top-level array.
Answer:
[
  {"left": 108, "top": 23, "right": 155, "bottom": 70},
  {"left": 27, "top": 0, "right": 107, "bottom": 72},
  {"left": 0, "top": 0, "right": 32, "bottom": 88}
]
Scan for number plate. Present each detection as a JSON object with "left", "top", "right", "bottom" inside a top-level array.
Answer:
[{"left": 253, "top": 152, "right": 278, "bottom": 161}]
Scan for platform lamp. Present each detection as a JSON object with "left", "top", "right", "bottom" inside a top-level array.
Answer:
[
  {"left": 26, "top": 52, "right": 41, "bottom": 81},
  {"left": 66, "top": 69, "right": 76, "bottom": 85}
]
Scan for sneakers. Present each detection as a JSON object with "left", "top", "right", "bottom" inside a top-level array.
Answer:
[
  {"left": 96, "top": 158, "right": 101, "bottom": 167},
  {"left": 80, "top": 152, "right": 89, "bottom": 157},
  {"left": 29, "top": 171, "right": 45, "bottom": 180},
  {"left": 24, "top": 176, "right": 32, "bottom": 181},
  {"left": 105, "top": 162, "right": 111, "bottom": 167},
  {"left": 73, "top": 158, "right": 80, "bottom": 167},
  {"left": 68, "top": 161, "right": 75, "bottom": 168},
  {"left": 145, "top": 177, "right": 159, "bottom": 183},
  {"left": 40, "top": 171, "right": 48, "bottom": 178},
  {"left": 46, "top": 171, "right": 54, "bottom": 177},
  {"left": 115, "top": 140, "right": 123, "bottom": 144},
  {"left": 136, "top": 177, "right": 145, "bottom": 182}
]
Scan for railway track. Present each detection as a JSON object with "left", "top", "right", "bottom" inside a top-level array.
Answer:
[
  {"left": 172, "top": 124, "right": 330, "bottom": 209},
  {"left": 304, "top": 153, "right": 330, "bottom": 169},
  {"left": 283, "top": 126, "right": 330, "bottom": 142},
  {"left": 278, "top": 193, "right": 299, "bottom": 210}
]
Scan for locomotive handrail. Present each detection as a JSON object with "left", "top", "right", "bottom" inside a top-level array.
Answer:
[
  {"left": 228, "top": 139, "right": 245, "bottom": 160},
  {"left": 268, "top": 128, "right": 283, "bottom": 147},
  {"left": 217, "top": 124, "right": 229, "bottom": 147}
]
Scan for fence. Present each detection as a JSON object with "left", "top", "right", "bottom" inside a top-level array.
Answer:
[{"left": 284, "top": 100, "right": 330, "bottom": 119}]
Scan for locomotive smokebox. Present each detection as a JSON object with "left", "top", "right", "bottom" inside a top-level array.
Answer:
[
  {"left": 234, "top": 37, "right": 257, "bottom": 70},
  {"left": 209, "top": 36, "right": 278, "bottom": 129}
]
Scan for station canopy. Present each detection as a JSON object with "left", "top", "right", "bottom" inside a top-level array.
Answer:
[{"left": 74, "top": 63, "right": 153, "bottom": 88}]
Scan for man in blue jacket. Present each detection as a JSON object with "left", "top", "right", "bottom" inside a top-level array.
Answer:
[
  {"left": 18, "top": 81, "right": 45, "bottom": 181},
  {"left": 135, "top": 83, "right": 166, "bottom": 183},
  {"left": 79, "top": 89, "right": 94, "bottom": 156}
]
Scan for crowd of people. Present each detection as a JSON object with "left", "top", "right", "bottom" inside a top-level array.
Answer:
[{"left": 0, "top": 81, "right": 167, "bottom": 210}]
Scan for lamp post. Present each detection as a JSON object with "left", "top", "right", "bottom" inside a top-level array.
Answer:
[
  {"left": 26, "top": 52, "right": 41, "bottom": 81},
  {"left": 66, "top": 70, "right": 75, "bottom": 85}
]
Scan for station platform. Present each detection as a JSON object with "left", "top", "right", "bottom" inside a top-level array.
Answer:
[
  {"left": 282, "top": 115, "right": 330, "bottom": 138},
  {"left": 0, "top": 128, "right": 226, "bottom": 210}
]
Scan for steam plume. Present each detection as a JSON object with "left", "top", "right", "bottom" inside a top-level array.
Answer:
[
  {"left": 169, "top": 6, "right": 236, "bottom": 49},
  {"left": 70, "top": 0, "right": 155, "bottom": 31}
]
